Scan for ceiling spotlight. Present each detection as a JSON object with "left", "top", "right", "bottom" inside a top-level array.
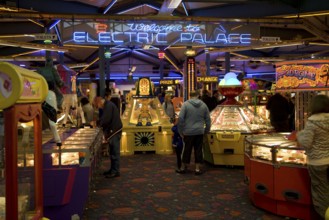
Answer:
[{"left": 184, "top": 48, "right": 196, "bottom": 57}]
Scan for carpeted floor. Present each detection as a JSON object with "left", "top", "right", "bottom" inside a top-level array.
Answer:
[{"left": 82, "top": 153, "right": 287, "bottom": 220}]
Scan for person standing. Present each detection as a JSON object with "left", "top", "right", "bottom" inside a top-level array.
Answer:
[
  {"left": 177, "top": 90, "right": 211, "bottom": 175},
  {"left": 296, "top": 94, "right": 329, "bottom": 219},
  {"left": 266, "top": 92, "right": 291, "bottom": 132},
  {"left": 101, "top": 90, "right": 123, "bottom": 178},
  {"left": 80, "top": 96, "right": 94, "bottom": 127},
  {"left": 172, "top": 118, "right": 183, "bottom": 173},
  {"left": 201, "top": 89, "right": 213, "bottom": 111},
  {"left": 162, "top": 94, "right": 175, "bottom": 123}
]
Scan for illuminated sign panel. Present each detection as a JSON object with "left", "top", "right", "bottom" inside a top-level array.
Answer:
[
  {"left": 276, "top": 63, "right": 329, "bottom": 89},
  {"left": 68, "top": 21, "right": 259, "bottom": 47},
  {"left": 196, "top": 76, "right": 218, "bottom": 83},
  {"left": 159, "top": 79, "right": 180, "bottom": 85}
]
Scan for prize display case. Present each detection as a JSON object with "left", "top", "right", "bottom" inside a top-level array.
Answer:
[
  {"left": 121, "top": 78, "right": 173, "bottom": 155},
  {"left": 14, "top": 125, "right": 103, "bottom": 220},
  {"left": 41, "top": 128, "right": 103, "bottom": 220},
  {"left": 204, "top": 85, "right": 273, "bottom": 166},
  {"left": 244, "top": 133, "right": 314, "bottom": 220},
  {"left": 0, "top": 62, "right": 48, "bottom": 220}
]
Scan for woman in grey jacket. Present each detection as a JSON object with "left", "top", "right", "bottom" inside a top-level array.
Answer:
[
  {"left": 297, "top": 94, "right": 329, "bottom": 219},
  {"left": 177, "top": 90, "right": 211, "bottom": 175}
]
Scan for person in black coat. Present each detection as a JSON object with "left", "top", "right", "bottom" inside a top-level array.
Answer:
[
  {"left": 266, "top": 93, "right": 291, "bottom": 132},
  {"left": 101, "top": 90, "right": 123, "bottom": 178}
]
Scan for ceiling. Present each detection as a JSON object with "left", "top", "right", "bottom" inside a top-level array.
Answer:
[{"left": 1, "top": 0, "right": 329, "bottom": 81}]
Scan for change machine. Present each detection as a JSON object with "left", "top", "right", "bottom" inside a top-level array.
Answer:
[{"left": 0, "top": 62, "right": 48, "bottom": 220}]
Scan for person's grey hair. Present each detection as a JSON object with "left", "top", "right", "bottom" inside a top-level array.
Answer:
[
  {"left": 189, "top": 90, "right": 199, "bottom": 98},
  {"left": 309, "top": 94, "right": 329, "bottom": 115}
]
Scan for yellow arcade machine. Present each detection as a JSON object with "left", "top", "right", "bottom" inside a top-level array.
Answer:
[
  {"left": 121, "top": 77, "right": 173, "bottom": 155},
  {"left": 0, "top": 62, "right": 48, "bottom": 220}
]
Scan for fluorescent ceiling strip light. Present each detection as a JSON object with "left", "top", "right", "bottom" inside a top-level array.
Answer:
[
  {"left": 182, "top": 2, "right": 189, "bottom": 16},
  {"left": 81, "top": 57, "right": 100, "bottom": 71},
  {"left": 117, "top": 5, "right": 143, "bottom": 14},
  {"left": 49, "top": 20, "right": 60, "bottom": 30},
  {"left": 54, "top": 26, "right": 62, "bottom": 42},
  {"left": 284, "top": 11, "right": 329, "bottom": 18},
  {"left": 164, "top": 54, "right": 183, "bottom": 75},
  {"left": 254, "top": 42, "right": 302, "bottom": 50},
  {"left": 67, "top": 63, "right": 89, "bottom": 68},
  {"left": 103, "top": 0, "right": 117, "bottom": 14},
  {"left": 309, "top": 42, "right": 329, "bottom": 46},
  {"left": 27, "top": 19, "right": 44, "bottom": 27},
  {"left": 12, "top": 50, "right": 42, "bottom": 58},
  {"left": 145, "top": 4, "right": 160, "bottom": 11},
  {"left": 0, "top": 56, "right": 57, "bottom": 61},
  {"left": 168, "top": 0, "right": 182, "bottom": 9},
  {"left": 0, "top": 34, "right": 34, "bottom": 38},
  {"left": 64, "top": 44, "right": 98, "bottom": 49},
  {"left": 0, "top": 39, "right": 68, "bottom": 52}
]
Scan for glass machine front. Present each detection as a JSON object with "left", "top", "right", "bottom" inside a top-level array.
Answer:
[{"left": 210, "top": 105, "right": 272, "bottom": 133}]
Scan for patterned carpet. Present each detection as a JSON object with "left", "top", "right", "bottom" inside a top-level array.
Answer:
[{"left": 82, "top": 153, "right": 286, "bottom": 220}]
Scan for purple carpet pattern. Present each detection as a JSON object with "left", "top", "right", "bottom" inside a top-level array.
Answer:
[{"left": 82, "top": 153, "right": 286, "bottom": 220}]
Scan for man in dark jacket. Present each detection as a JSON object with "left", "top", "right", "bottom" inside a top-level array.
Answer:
[
  {"left": 266, "top": 93, "right": 291, "bottom": 132},
  {"left": 177, "top": 90, "right": 211, "bottom": 175},
  {"left": 101, "top": 89, "right": 123, "bottom": 178}
]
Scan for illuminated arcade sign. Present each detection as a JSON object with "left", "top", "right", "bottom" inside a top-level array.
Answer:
[
  {"left": 69, "top": 21, "right": 259, "bottom": 47},
  {"left": 276, "top": 62, "right": 329, "bottom": 90},
  {"left": 196, "top": 76, "right": 218, "bottom": 83},
  {"left": 159, "top": 79, "right": 180, "bottom": 85}
]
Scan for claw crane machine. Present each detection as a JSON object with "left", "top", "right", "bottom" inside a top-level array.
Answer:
[
  {"left": 0, "top": 62, "right": 48, "bottom": 220},
  {"left": 121, "top": 77, "right": 173, "bottom": 155}
]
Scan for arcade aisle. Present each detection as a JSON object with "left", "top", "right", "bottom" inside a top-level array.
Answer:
[{"left": 82, "top": 153, "right": 286, "bottom": 220}]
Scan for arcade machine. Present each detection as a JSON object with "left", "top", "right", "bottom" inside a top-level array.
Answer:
[
  {"left": 203, "top": 72, "right": 273, "bottom": 166},
  {"left": 0, "top": 62, "right": 48, "bottom": 220},
  {"left": 121, "top": 77, "right": 173, "bottom": 155},
  {"left": 244, "top": 59, "right": 329, "bottom": 220},
  {"left": 240, "top": 78, "right": 272, "bottom": 121}
]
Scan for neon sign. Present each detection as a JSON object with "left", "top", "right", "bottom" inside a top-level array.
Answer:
[{"left": 70, "top": 21, "right": 259, "bottom": 46}]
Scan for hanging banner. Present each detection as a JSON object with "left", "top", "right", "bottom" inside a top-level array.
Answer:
[
  {"left": 275, "top": 60, "right": 329, "bottom": 90},
  {"left": 66, "top": 21, "right": 260, "bottom": 47}
]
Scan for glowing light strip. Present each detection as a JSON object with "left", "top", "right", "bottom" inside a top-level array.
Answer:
[
  {"left": 27, "top": 19, "right": 44, "bottom": 27},
  {"left": 182, "top": 2, "right": 189, "bottom": 16},
  {"left": 64, "top": 44, "right": 98, "bottom": 49},
  {"left": 49, "top": 20, "right": 60, "bottom": 30},
  {"left": 164, "top": 54, "right": 183, "bottom": 74},
  {"left": 117, "top": 5, "right": 144, "bottom": 14},
  {"left": 0, "top": 39, "right": 68, "bottom": 52},
  {"left": 81, "top": 57, "right": 100, "bottom": 71},
  {"left": 54, "top": 26, "right": 62, "bottom": 42},
  {"left": 103, "top": 0, "right": 117, "bottom": 14},
  {"left": 284, "top": 11, "right": 329, "bottom": 18},
  {"left": 12, "top": 50, "right": 42, "bottom": 58},
  {"left": 145, "top": 4, "right": 160, "bottom": 11}
]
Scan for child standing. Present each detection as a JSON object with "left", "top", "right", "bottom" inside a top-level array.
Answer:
[{"left": 172, "top": 118, "right": 184, "bottom": 173}]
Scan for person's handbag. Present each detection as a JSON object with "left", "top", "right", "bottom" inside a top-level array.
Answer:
[{"left": 42, "top": 101, "right": 57, "bottom": 123}]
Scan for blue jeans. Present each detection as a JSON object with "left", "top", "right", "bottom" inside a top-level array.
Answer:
[{"left": 108, "top": 132, "right": 122, "bottom": 174}]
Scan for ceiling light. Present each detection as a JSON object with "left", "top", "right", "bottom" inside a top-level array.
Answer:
[
  {"left": 103, "top": 0, "right": 117, "bottom": 14},
  {"left": 184, "top": 48, "right": 196, "bottom": 57},
  {"left": 182, "top": 2, "right": 189, "bottom": 16},
  {"left": 49, "top": 20, "right": 60, "bottom": 30},
  {"left": 0, "top": 39, "right": 68, "bottom": 52},
  {"left": 167, "top": 0, "right": 182, "bottom": 9}
]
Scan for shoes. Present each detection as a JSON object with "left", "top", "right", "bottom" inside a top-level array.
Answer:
[
  {"left": 175, "top": 168, "right": 186, "bottom": 174},
  {"left": 103, "top": 170, "right": 112, "bottom": 175},
  {"left": 105, "top": 172, "right": 120, "bottom": 178},
  {"left": 195, "top": 170, "right": 203, "bottom": 175}
]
